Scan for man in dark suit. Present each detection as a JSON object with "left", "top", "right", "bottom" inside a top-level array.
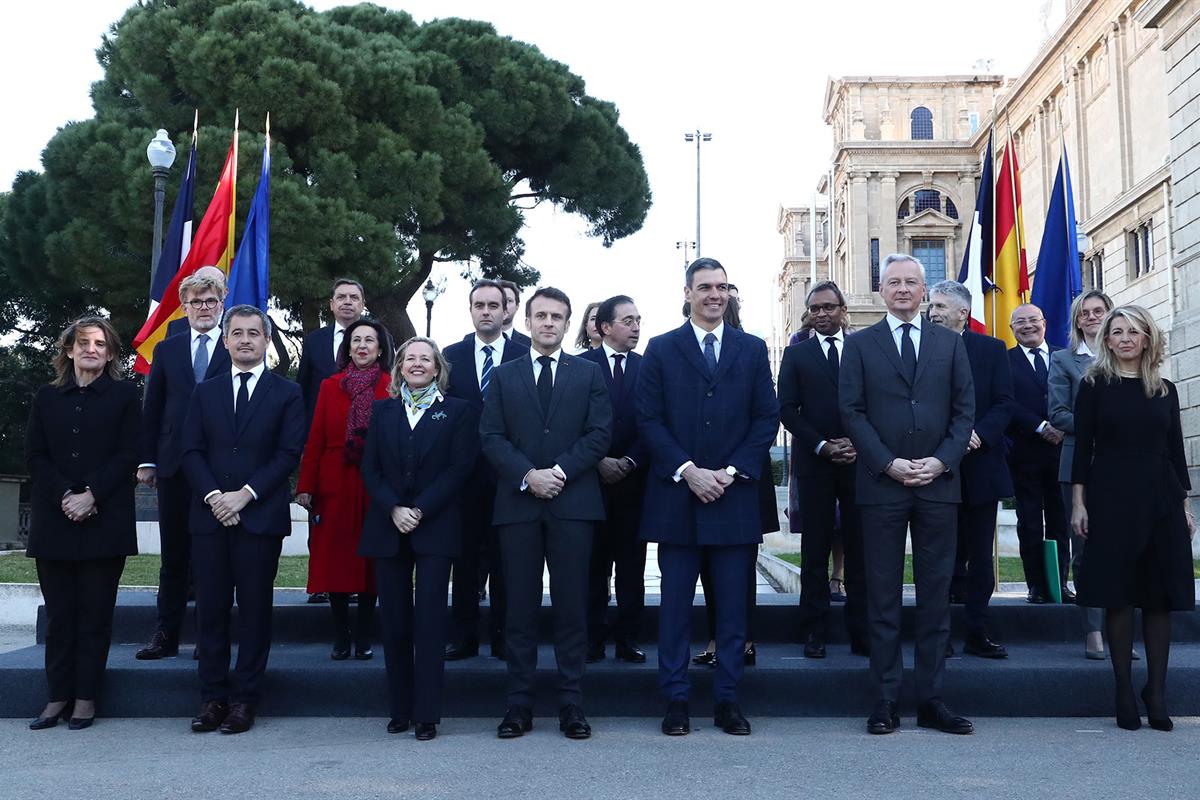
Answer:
[
  {"left": 297, "top": 278, "right": 365, "bottom": 423},
  {"left": 579, "top": 295, "right": 648, "bottom": 664},
  {"left": 480, "top": 287, "right": 611, "bottom": 740},
  {"left": 928, "top": 280, "right": 1015, "bottom": 659},
  {"left": 638, "top": 258, "right": 779, "bottom": 737},
  {"left": 181, "top": 305, "right": 306, "bottom": 735},
  {"left": 441, "top": 279, "right": 528, "bottom": 660},
  {"left": 164, "top": 266, "right": 228, "bottom": 339},
  {"left": 778, "top": 280, "right": 868, "bottom": 660},
  {"left": 499, "top": 280, "right": 532, "bottom": 348},
  {"left": 840, "top": 253, "right": 975, "bottom": 736},
  {"left": 135, "top": 270, "right": 232, "bottom": 660},
  {"left": 1006, "top": 302, "right": 1070, "bottom": 604}
]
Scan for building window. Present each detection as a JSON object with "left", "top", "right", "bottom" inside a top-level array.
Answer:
[
  {"left": 945, "top": 198, "right": 959, "bottom": 219},
  {"left": 914, "top": 190, "right": 941, "bottom": 214},
  {"left": 870, "top": 238, "right": 881, "bottom": 291},
  {"left": 897, "top": 198, "right": 911, "bottom": 220},
  {"left": 1083, "top": 252, "right": 1103, "bottom": 291},
  {"left": 968, "top": 112, "right": 980, "bottom": 135},
  {"left": 911, "top": 107, "right": 934, "bottom": 140},
  {"left": 1127, "top": 220, "right": 1154, "bottom": 280},
  {"left": 912, "top": 239, "right": 946, "bottom": 282}
]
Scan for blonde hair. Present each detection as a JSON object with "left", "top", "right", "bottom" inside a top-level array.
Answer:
[
  {"left": 389, "top": 336, "right": 451, "bottom": 396},
  {"left": 1084, "top": 305, "right": 1167, "bottom": 398},
  {"left": 51, "top": 316, "right": 123, "bottom": 386},
  {"left": 1067, "top": 290, "right": 1112, "bottom": 351},
  {"left": 178, "top": 270, "right": 227, "bottom": 303}
]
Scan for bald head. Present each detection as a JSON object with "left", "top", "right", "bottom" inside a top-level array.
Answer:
[{"left": 1010, "top": 303, "right": 1046, "bottom": 349}]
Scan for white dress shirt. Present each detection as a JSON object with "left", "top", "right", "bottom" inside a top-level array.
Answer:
[
  {"left": 405, "top": 389, "right": 443, "bottom": 429},
  {"left": 600, "top": 341, "right": 632, "bottom": 375},
  {"left": 522, "top": 349, "right": 565, "bottom": 490},
  {"left": 885, "top": 312, "right": 922, "bottom": 357},
  {"left": 203, "top": 362, "right": 267, "bottom": 504},
  {"left": 474, "top": 334, "right": 506, "bottom": 387},
  {"left": 1076, "top": 341, "right": 1095, "bottom": 357},
  {"left": 815, "top": 328, "right": 846, "bottom": 454},
  {"left": 1021, "top": 342, "right": 1052, "bottom": 432},
  {"left": 674, "top": 322, "right": 732, "bottom": 481},
  {"left": 332, "top": 323, "right": 348, "bottom": 361}
]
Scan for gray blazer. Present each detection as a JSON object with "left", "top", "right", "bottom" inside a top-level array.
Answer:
[
  {"left": 480, "top": 352, "right": 612, "bottom": 525},
  {"left": 840, "top": 318, "right": 976, "bottom": 505},
  {"left": 1047, "top": 347, "right": 1092, "bottom": 483}
]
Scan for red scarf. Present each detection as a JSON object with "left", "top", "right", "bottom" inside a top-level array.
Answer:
[{"left": 341, "top": 363, "right": 382, "bottom": 466}]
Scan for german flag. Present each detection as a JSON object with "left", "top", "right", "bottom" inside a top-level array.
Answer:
[
  {"left": 133, "top": 123, "right": 238, "bottom": 374},
  {"left": 990, "top": 133, "right": 1030, "bottom": 347}
]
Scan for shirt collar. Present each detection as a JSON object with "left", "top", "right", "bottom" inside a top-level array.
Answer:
[
  {"left": 58, "top": 371, "right": 113, "bottom": 394},
  {"left": 534, "top": 348, "right": 562, "bottom": 363},
  {"left": 1076, "top": 341, "right": 1094, "bottom": 356},
  {"left": 1025, "top": 342, "right": 1047, "bottom": 356},
  {"left": 191, "top": 326, "right": 218, "bottom": 342},
  {"left": 476, "top": 334, "right": 504, "bottom": 354},
  {"left": 817, "top": 328, "right": 845, "bottom": 344},
  {"left": 886, "top": 313, "right": 922, "bottom": 334},
  {"left": 601, "top": 341, "right": 630, "bottom": 360},
  {"left": 232, "top": 361, "right": 266, "bottom": 382},
  {"left": 690, "top": 321, "right": 725, "bottom": 346}
]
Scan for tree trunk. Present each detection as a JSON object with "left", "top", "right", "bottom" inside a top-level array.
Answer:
[{"left": 375, "top": 249, "right": 435, "bottom": 347}]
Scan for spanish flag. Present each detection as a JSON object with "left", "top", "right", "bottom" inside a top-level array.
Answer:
[
  {"left": 133, "top": 120, "right": 238, "bottom": 374},
  {"left": 990, "top": 133, "right": 1030, "bottom": 347}
]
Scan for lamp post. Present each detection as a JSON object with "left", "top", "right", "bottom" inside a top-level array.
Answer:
[
  {"left": 683, "top": 130, "right": 712, "bottom": 256},
  {"left": 422, "top": 277, "right": 446, "bottom": 337},
  {"left": 145, "top": 129, "right": 177, "bottom": 293},
  {"left": 676, "top": 240, "right": 696, "bottom": 270}
]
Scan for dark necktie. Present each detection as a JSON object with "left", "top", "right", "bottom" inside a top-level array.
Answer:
[
  {"left": 536, "top": 355, "right": 553, "bottom": 417},
  {"left": 193, "top": 333, "right": 210, "bottom": 383},
  {"left": 825, "top": 336, "right": 839, "bottom": 379},
  {"left": 235, "top": 371, "right": 251, "bottom": 428},
  {"left": 611, "top": 353, "right": 625, "bottom": 400},
  {"left": 480, "top": 344, "right": 494, "bottom": 398},
  {"left": 703, "top": 333, "right": 718, "bottom": 374},
  {"left": 1032, "top": 347, "right": 1048, "bottom": 391},
  {"left": 900, "top": 323, "right": 917, "bottom": 382}
]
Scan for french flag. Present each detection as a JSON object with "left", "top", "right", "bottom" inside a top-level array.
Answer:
[{"left": 958, "top": 131, "right": 993, "bottom": 334}]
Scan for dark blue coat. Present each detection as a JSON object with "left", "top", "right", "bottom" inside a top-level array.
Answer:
[
  {"left": 139, "top": 329, "right": 230, "bottom": 477},
  {"left": 180, "top": 370, "right": 306, "bottom": 537},
  {"left": 636, "top": 322, "right": 779, "bottom": 546},
  {"left": 577, "top": 347, "right": 646, "bottom": 468},
  {"left": 958, "top": 331, "right": 1015, "bottom": 504},
  {"left": 297, "top": 325, "right": 337, "bottom": 422},
  {"left": 358, "top": 396, "right": 479, "bottom": 559},
  {"left": 442, "top": 333, "right": 529, "bottom": 413},
  {"left": 1006, "top": 343, "right": 1062, "bottom": 464}
]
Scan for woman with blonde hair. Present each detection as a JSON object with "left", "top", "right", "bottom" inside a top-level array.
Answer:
[
  {"left": 1070, "top": 305, "right": 1195, "bottom": 731},
  {"left": 573, "top": 302, "right": 602, "bottom": 352}
]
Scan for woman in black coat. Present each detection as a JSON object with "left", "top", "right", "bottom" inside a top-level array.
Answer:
[
  {"left": 1071, "top": 306, "right": 1195, "bottom": 732},
  {"left": 359, "top": 336, "right": 478, "bottom": 740},
  {"left": 25, "top": 316, "right": 140, "bottom": 730}
]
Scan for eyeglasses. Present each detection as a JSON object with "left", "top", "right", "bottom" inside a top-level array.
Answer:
[
  {"left": 186, "top": 298, "right": 221, "bottom": 310},
  {"left": 1011, "top": 317, "right": 1044, "bottom": 326},
  {"left": 1079, "top": 308, "right": 1107, "bottom": 319},
  {"left": 807, "top": 303, "right": 843, "bottom": 315}
]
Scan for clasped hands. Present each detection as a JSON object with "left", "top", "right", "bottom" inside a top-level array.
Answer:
[
  {"left": 391, "top": 506, "right": 423, "bottom": 534},
  {"left": 61, "top": 489, "right": 97, "bottom": 523},
  {"left": 597, "top": 456, "right": 633, "bottom": 485},
  {"left": 819, "top": 438, "right": 856, "bottom": 465},
  {"left": 207, "top": 488, "right": 252, "bottom": 527},
  {"left": 682, "top": 465, "right": 733, "bottom": 504},
  {"left": 885, "top": 457, "right": 946, "bottom": 487},
  {"left": 525, "top": 468, "right": 565, "bottom": 500}
]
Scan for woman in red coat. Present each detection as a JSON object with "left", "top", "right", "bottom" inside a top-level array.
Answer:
[{"left": 296, "top": 317, "right": 393, "bottom": 660}]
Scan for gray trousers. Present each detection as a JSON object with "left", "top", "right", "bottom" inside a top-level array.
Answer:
[{"left": 1060, "top": 482, "right": 1104, "bottom": 636}]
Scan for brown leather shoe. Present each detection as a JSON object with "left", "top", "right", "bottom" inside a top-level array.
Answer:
[
  {"left": 190, "top": 701, "right": 229, "bottom": 733},
  {"left": 218, "top": 703, "right": 255, "bottom": 734}
]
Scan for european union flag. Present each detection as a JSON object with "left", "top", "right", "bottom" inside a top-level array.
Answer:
[
  {"left": 227, "top": 124, "right": 270, "bottom": 312},
  {"left": 1030, "top": 141, "right": 1082, "bottom": 348}
]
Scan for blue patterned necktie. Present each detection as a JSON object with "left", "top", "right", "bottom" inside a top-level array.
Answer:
[
  {"left": 703, "top": 332, "right": 718, "bottom": 374},
  {"left": 481, "top": 344, "right": 494, "bottom": 398},
  {"left": 193, "top": 333, "right": 210, "bottom": 383}
]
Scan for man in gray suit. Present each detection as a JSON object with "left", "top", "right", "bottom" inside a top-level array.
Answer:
[
  {"left": 480, "top": 287, "right": 612, "bottom": 740},
  {"left": 840, "top": 253, "right": 975, "bottom": 735}
]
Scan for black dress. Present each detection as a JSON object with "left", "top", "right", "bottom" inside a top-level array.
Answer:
[{"left": 1071, "top": 376, "right": 1194, "bottom": 611}]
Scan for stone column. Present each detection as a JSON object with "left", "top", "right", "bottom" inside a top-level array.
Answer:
[
  {"left": 850, "top": 171, "right": 871, "bottom": 295},
  {"left": 879, "top": 172, "right": 900, "bottom": 258}
]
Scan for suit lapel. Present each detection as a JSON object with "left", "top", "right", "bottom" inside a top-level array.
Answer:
[
  {"left": 712, "top": 327, "right": 743, "bottom": 384},
  {"left": 515, "top": 354, "right": 542, "bottom": 419},
  {"left": 205, "top": 339, "right": 230, "bottom": 381},
  {"left": 805, "top": 336, "right": 838, "bottom": 387},
  {"left": 546, "top": 354, "right": 573, "bottom": 422},
  {"left": 912, "top": 324, "right": 941, "bottom": 387},
  {"left": 235, "top": 370, "right": 274, "bottom": 438},
  {"left": 674, "top": 323, "right": 714, "bottom": 383},
  {"left": 870, "top": 321, "right": 910, "bottom": 387},
  {"left": 215, "top": 372, "right": 236, "bottom": 432},
  {"left": 411, "top": 398, "right": 443, "bottom": 462}
]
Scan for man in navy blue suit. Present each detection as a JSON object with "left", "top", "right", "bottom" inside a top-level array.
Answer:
[
  {"left": 181, "top": 305, "right": 306, "bottom": 735},
  {"left": 638, "top": 258, "right": 779, "bottom": 737},
  {"left": 1005, "top": 303, "right": 1070, "bottom": 604},
  {"left": 441, "top": 279, "right": 528, "bottom": 660},
  {"left": 928, "top": 280, "right": 1014, "bottom": 659},
  {"left": 580, "top": 295, "right": 648, "bottom": 664},
  {"left": 135, "top": 270, "right": 231, "bottom": 660},
  {"left": 297, "top": 278, "right": 365, "bottom": 423},
  {"left": 499, "top": 280, "right": 532, "bottom": 348},
  {"left": 164, "top": 266, "right": 227, "bottom": 339}
]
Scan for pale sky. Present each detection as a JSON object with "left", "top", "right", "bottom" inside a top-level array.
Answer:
[{"left": 0, "top": 0, "right": 1058, "bottom": 350}]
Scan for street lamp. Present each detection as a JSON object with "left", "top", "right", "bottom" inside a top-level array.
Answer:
[
  {"left": 683, "top": 130, "right": 712, "bottom": 256},
  {"left": 676, "top": 240, "right": 696, "bottom": 270},
  {"left": 146, "top": 129, "right": 177, "bottom": 292},
  {"left": 422, "top": 277, "right": 446, "bottom": 337}
]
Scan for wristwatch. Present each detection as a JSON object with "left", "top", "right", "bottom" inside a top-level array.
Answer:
[{"left": 725, "top": 466, "right": 738, "bottom": 478}]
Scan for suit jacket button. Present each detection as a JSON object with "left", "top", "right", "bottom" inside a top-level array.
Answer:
[
  {"left": 72, "top": 428, "right": 79, "bottom": 434},
  {"left": 705, "top": 421, "right": 712, "bottom": 427},
  {"left": 707, "top": 390, "right": 714, "bottom": 397},
  {"left": 911, "top": 400, "right": 918, "bottom": 406},
  {"left": 907, "top": 430, "right": 913, "bottom": 435},
  {"left": 75, "top": 406, "right": 82, "bottom": 412},
  {"left": 544, "top": 428, "right": 550, "bottom": 434},
  {"left": 232, "top": 447, "right": 238, "bottom": 454},
  {"left": 71, "top": 452, "right": 79, "bottom": 458}
]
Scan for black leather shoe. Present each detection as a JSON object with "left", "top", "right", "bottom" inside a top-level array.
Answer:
[
  {"left": 190, "top": 701, "right": 229, "bottom": 733},
  {"left": 415, "top": 722, "right": 437, "bottom": 740},
  {"left": 916, "top": 700, "right": 973, "bottom": 734},
  {"left": 354, "top": 645, "right": 373, "bottom": 660},
  {"left": 1060, "top": 584, "right": 1077, "bottom": 603},
  {"left": 803, "top": 634, "right": 826, "bottom": 659},
  {"left": 444, "top": 640, "right": 479, "bottom": 661},
  {"left": 586, "top": 641, "right": 606, "bottom": 663},
  {"left": 615, "top": 641, "right": 647, "bottom": 663},
  {"left": 744, "top": 644, "right": 756, "bottom": 666},
  {"left": 850, "top": 638, "right": 871, "bottom": 657},
  {"left": 192, "top": 645, "right": 199, "bottom": 660},
  {"left": 331, "top": 630, "right": 351, "bottom": 661},
  {"left": 963, "top": 633, "right": 1009, "bottom": 659},
  {"left": 691, "top": 650, "right": 717, "bottom": 667},
  {"left": 1026, "top": 589, "right": 1049, "bottom": 604},
  {"left": 1142, "top": 686, "right": 1173, "bottom": 732},
  {"left": 219, "top": 703, "right": 255, "bottom": 734},
  {"left": 713, "top": 700, "right": 751, "bottom": 735},
  {"left": 136, "top": 630, "right": 179, "bottom": 660},
  {"left": 29, "top": 702, "right": 73, "bottom": 730},
  {"left": 662, "top": 700, "right": 690, "bottom": 736},
  {"left": 949, "top": 587, "right": 968, "bottom": 605},
  {"left": 387, "top": 718, "right": 410, "bottom": 734},
  {"left": 559, "top": 704, "right": 592, "bottom": 739},
  {"left": 307, "top": 592, "right": 328, "bottom": 604},
  {"left": 67, "top": 714, "right": 95, "bottom": 731},
  {"left": 867, "top": 700, "right": 899, "bottom": 734},
  {"left": 497, "top": 705, "right": 533, "bottom": 738}
]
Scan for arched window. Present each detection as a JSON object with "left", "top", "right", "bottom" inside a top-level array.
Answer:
[
  {"left": 911, "top": 107, "right": 933, "bottom": 140},
  {"left": 945, "top": 198, "right": 959, "bottom": 219},
  {"left": 914, "top": 190, "right": 941, "bottom": 213},
  {"left": 897, "top": 198, "right": 911, "bottom": 220}
]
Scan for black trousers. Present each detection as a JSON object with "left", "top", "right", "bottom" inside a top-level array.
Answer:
[
  {"left": 36, "top": 557, "right": 125, "bottom": 702},
  {"left": 499, "top": 516, "right": 593, "bottom": 710},
  {"left": 374, "top": 549, "right": 452, "bottom": 724},
  {"left": 192, "top": 526, "right": 282, "bottom": 705},
  {"left": 1009, "top": 454, "right": 1070, "bottom": 593},
  {"left": 154, "top": 470, "right": 193, "bottom": 640},
  {"left": 586, "top": 480, "right": 646, "bottom": 645},
  {"left": 450, "top": 481, "right": 505, "bottom": 649},
  {"left": 795, "top": 466, "right": 867, "bottom": 644},
  {"left": 955, "top": 501, "right": 999, "bottom": 634},
  {"left": 861, "top": 497, "right": 956, "bottom": 704}
]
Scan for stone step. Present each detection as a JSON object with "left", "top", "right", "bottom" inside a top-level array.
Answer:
[{"left": 3, "top": 641, "right": 1198, "bottom": 718}]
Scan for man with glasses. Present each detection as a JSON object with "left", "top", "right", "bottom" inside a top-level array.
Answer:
[
  {"left": 135, "top": 270, "right": 232, "bottom": 660},
  {"left": 778, "top": 281, "right": 869, "bottom": 660},
  {"left": 1006, "top": 303, "right": 1070, "bottom": 604}
]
